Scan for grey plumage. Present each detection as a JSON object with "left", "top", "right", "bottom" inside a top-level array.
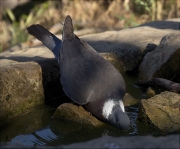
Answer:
[
  {"left": 60, "top": 16, "right": 125, "bottom": 105},
  {"left": 27, "top": 24, "right": 61, "bottom": 60}
]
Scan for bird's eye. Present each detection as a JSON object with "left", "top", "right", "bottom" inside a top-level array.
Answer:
[{"left": 117, "top": 122, "right": 120, "bottom": 125}]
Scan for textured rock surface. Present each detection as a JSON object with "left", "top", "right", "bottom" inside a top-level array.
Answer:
[
  {"left": 138, "top": 91, "right": 180, "bottom": 132},
  {"left": 82, "top": 25, "right": 179, "bottom": 71},
  {"left": 139, "top": 33, "right": 180, "bottom": 81},
  {"left": 123, "top": 93, "right": 139, "bottom": 106},
  {"left": 53, "top": 103, "right": 104, "bottom": 127},
  {"left": 0, "top": 60, "right": 44, "bottom": 126}
]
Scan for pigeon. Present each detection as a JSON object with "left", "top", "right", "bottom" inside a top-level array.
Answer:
[{"left": 27, "top": 15, "right": 130, "bottom": 130}]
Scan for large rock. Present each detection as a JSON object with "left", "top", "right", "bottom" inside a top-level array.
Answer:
[
  {"left": 81, "top": 25, "right": 179, "bottom": 71},
  {"left": 0, "top": 60, "right": 44, "bottom": 126},
  {"left": 140, "top": 18, "right": 180, "bottom": 30},
  {"left": 139, "top": 33, "right": 180, "bottom": 81},
  {"left": 123, "top": 93, "right": 139, "bottom": 106},
  {"left": 0, "top": 55, "right": 69, "bottom": 126},
  {"left": 53, "top": 103, "right": 104, "bottom": 127},
  {"left": 138, "top": 91, "right": 180, "bottom": 132}
]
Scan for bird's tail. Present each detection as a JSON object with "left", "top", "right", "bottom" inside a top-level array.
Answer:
[{"left": 26, "top": 24, "right": 61, "bottom": 60}]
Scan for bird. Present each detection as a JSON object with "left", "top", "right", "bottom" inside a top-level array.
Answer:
[{"left": 27, "top": 15, "right": 130, "bottom": 130}]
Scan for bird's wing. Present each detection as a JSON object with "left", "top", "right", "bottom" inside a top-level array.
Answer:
[
  {"left": 60, "top": 15, "right": 125, "bottom": 105},
  {"left": 27, "top": 24, "right": 61, "bottom": 60},
  {"left": 60, "top": 38, "right": 125, "bottom": 105}
]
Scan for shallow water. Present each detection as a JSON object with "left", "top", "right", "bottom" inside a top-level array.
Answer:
[{"left": 0, "top": 73, "right": 169, "bottom": 147}]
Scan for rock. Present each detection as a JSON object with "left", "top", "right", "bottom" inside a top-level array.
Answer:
[
  {"left": 0, "top": 60, "right": 44, "bottom": 126},
  {"left": 0, "top": 47, "right": 54, "bottom": 59},
  {"left": 36, "top": 58, "right": 69, "bottom": 105},
  {"left": 140, "top": 18, "right": 180, "bottom": 30},
  {"left": 139, "top": 33, "right": 180, "bottom": 81},
  {"left": 123, "top": 93, "right": 139, "bottom": 106},
  {"left": 138, "top": 91, "right": 180, "bottom": 132},
  {"left": 100, "top": 52, "right": 124, "bottom": 73},
  {"left": 146, "top": 87, "right": 156, "bottom": 97},
  {"left": 0, "top": 56, "right": 70, "bottom": 126},
  {"left": 81, "top": 24, "right": 179, "bottom": 71},
  {"left": 142, "top": 43, "right": 157, "bottom": 57},
  {"left": 52, "top": 103, "right": 104, "bottom": 127}
]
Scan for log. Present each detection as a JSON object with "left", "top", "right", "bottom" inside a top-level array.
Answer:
[{"left": 135, "top": 78, "right": 180, "bottom": 93}]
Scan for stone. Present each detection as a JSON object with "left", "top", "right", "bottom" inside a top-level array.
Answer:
[
  {"left": 140, "top": 18, "right": 180, "bottom": 30},
  {"left": 81, "top": 25, "right": 178, "bottom": 71},
  {"left": 52, "top": 103, "right": 104, "bottom": 127},
  {"left": 123, "top": 93, "right": 139, "bottom": 106},
  {"left": 138, "top": 91, "right": 180, "bottom": 132},
  {"left": 100, "top": 52, "right": 124, "bottom": 73},
  {"left": 139, "top": 33, "right": 180, "bottom": 81},
  {"left": 0, "top": 60, "right": 44, "bottom": 126},
  {"left": 0, "top": 57, "right": 70, "bottom": 126},
  {"left": 146, "top": 87, "right": 156, "bottom": 97}
]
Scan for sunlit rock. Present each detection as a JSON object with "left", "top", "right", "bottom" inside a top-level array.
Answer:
[
  {"left": 82, "top": 26, "right": 178, "bottom": 72},
  {"left": 52, "top": 103, "right": 105, "bottom": 127},
  {"left": 123, "top": 93, "right": 139, "bottom": 106},
  {"left": 138, "top": 91, "right": 180, "bottom": 132},
  {"left": 139, "top": 34, "right": 180, "bottom": 81},
  {"left": 0, "top": 60, "right": 44, "bottom": 126}
]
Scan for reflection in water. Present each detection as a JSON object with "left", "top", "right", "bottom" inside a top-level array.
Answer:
[
  {"left": 9, "top": 126, "right": 59, "bottom": 146},
  {"left": 1, "top": 104, "right": 163, "bottom": 147},
  {"left": 4, "top": 105, "right": 158, "bottom": 147},
  {"left": 127, "top": 106, "right": 139, "bottom": 135}
]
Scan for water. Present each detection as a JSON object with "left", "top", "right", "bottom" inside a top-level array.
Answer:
[{"left": 0, "top": 73, "right": 165, "bottom": 147}]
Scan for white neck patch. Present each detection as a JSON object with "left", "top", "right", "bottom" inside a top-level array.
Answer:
[
  {"left": 102, "top": 99, "right": 115, "bottom": 119},
  {"left": 119, "top": 100, "right": 125, "bottom": 112},
  {"left": 102, "top": 99, "right": 125, "bottom": 119}
]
